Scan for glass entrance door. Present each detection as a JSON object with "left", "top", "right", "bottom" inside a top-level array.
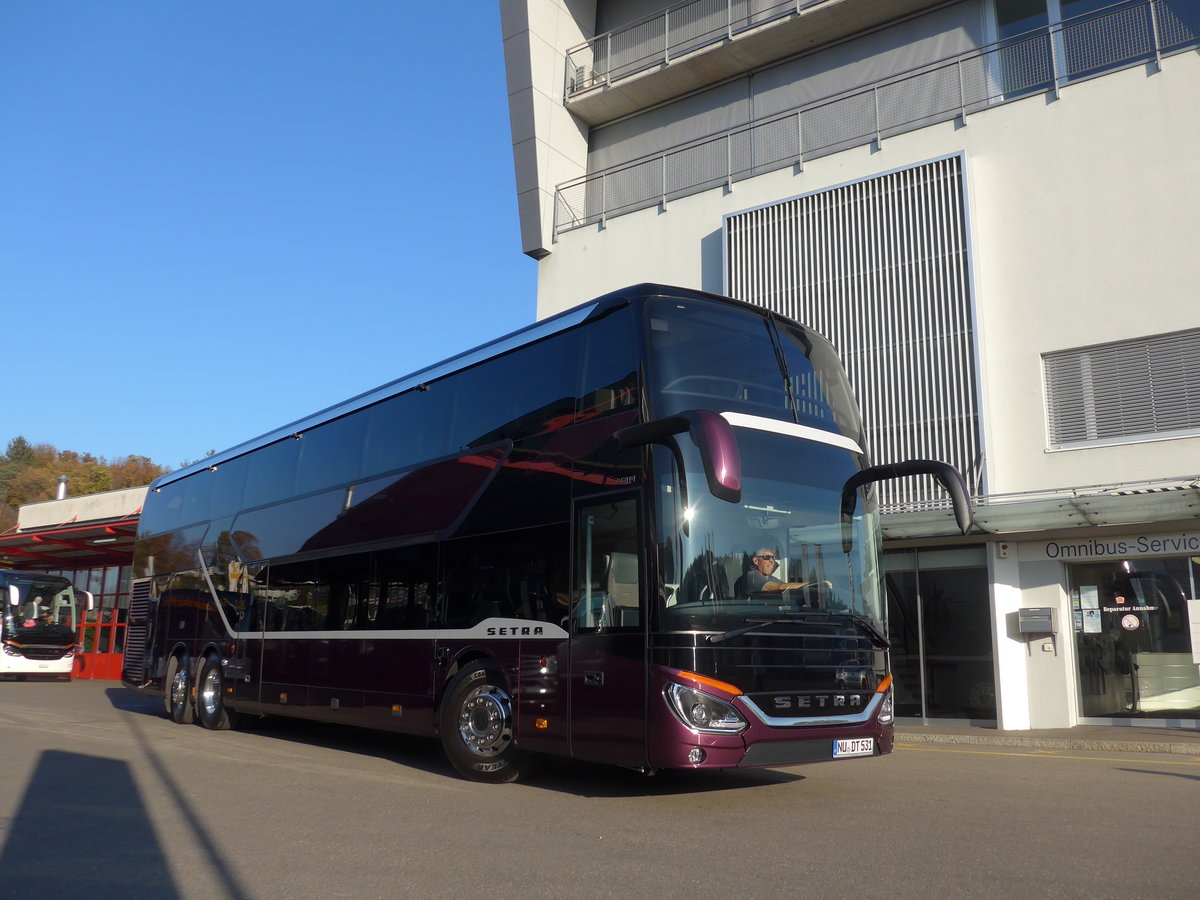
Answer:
[
  {"left": 884, "top": 547, "right": 995, "bottom": 722},
  {"left": 1069, "top": 556, "right": 1200, "bottom": 720}
]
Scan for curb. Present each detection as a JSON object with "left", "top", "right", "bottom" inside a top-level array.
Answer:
[{"left": 895, "top": 732, "right": 1200, "bottom": 757}]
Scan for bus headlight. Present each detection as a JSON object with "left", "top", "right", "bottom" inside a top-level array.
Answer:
[
  {"left": 877, "top": 686, "right": 894, "bottom": 725},
  {"left": 664, "top": 683, "right": 747, "bottom": 733}
]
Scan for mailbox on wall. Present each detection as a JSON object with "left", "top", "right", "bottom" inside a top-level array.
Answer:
[{"left": 1018, "top": 607, "right": 1058, "bottom": 634}]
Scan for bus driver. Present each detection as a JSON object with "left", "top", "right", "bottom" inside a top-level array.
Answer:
[{"left": 735, "top": 549, "right": 830, "bottom": 597}]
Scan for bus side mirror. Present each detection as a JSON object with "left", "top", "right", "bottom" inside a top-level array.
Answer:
[
  {"left": 7, "top": 585, "right": 18, "bottom": 607},
  {"left": 81, "top": 591, "right": 95, "bottom": 612},
  {"left": 615, "top": 409, "right": 741, "bottom": 503},
  {"left": 840, "top": 460, "right": 973, "bottom": 553}
]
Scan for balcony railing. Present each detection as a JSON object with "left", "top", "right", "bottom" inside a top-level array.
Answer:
[
  {"left": 565, "top": 0, "right": 824, "bottom": 97},
  {"left": 555, "top": 0, "right": 1199, "bottom": 236}
]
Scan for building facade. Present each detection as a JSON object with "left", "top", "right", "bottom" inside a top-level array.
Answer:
[{"left": 501, "top": 0, "right": 1200, "bottom": 728}]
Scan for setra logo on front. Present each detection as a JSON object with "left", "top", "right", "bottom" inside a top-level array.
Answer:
[{"left": 772, "top": 693, "right": 866, "bottom": 710}]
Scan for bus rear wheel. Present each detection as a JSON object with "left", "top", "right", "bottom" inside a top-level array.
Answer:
[
  {"left": 196, "top": 654, "right": 239, "bottom": 731},
  {"left": 165, "top": 656, "right": 194, "bottom": 725},
  {"left": 439, "top": 662, "right": 525, "bottom": 783}
]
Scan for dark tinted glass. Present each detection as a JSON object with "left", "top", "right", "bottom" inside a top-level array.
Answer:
[
  {"left": 231, "top": 489, "right": 347, "bottom": 560},
  {"left": 298, "top": 447, "right": 508, "bottom": 553},
  {"left": 995, "top": 0, "right": 1048, "bottom": 39},
  {"left": 139, "top": 481, "right": 185, "bottom": 537},
  {"left": 373, "top": 544, "right": 440, "bottom": 629},
  {"left": 441, "top": 524, "right": 569, "bottom": 628},
  {"left": 209, "top": 456, "right": 249, "bottom": 520},
  {"left": 180, "top": 470, "right": 215, "bottom": 526},
  {"left": 885, "top": 563, "right": 922, "bottom": 718},
  {"left": 263, "top": 559, "right": 330, "bottom": 632},
  {"left": 134, "top": 523, "right": 209, "bottom": 578},
  {"left": 362, "top": 388, "right": 450, "bottom": 478},
  {"left": 456, "top": 446, "right": 573, "bottom": 536},
  {"left": 775, "top": 322, "right": 865, "bottom": 442},
  {"left": 647, "top": 297, "right": 790, "bottom": 420},
  {"left": 448, "top": 335, "right": 581, "bottom": 452},
  {"left": 243, "top": 438, "right": 300, "bottom": 509},
  {"left": 578, "top": 308, "right": 638, "bottom": 421},
  {"left": 295, "top": 412, "right": 368, "bottom": 494}
]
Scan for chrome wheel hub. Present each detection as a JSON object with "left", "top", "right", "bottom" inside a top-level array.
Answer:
[
  {"left": 200, "top": 666, "right": 221, "bottom": 718},
  {"left": 456, "top": 684, "right": 513, "bottom": 757},
  {"left": 171, "top": 667, "right": 188, "bottom": 714}
]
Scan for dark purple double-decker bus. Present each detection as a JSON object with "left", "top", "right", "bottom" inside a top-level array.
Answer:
[{"left": 121, "top": 284, "right": 969, "bottom": 782}]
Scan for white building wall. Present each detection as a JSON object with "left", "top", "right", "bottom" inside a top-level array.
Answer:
[
  {"left": 536, "top": 51, "right": 1200, "bottom": 497},
  {"left": 989, "top": 545, "right": 1033, "bottom": 730},
  {"left": 502, "top": 0, "right": 596, "bottom": 257}
]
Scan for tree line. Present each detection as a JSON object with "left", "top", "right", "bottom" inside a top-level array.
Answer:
[{"left": 1, "top": 436, "right": 170, "bottom": 531}]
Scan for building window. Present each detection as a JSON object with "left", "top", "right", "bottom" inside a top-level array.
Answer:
[
  {"left": 1069, "top": 555, "right": 1200, "bottom": 721},
  {"left": 1043, "top": 329, "right": 1200, "bottom": 448},
  {"left": 992, "top": 0, "right": 1164, "bottom": 89}
]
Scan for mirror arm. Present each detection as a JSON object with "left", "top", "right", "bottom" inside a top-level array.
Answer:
[
  {"left": 840, "top": 460, "right": 974, "bottom": 552},
  {"left": 616, "top": 409, "right": 741, "bottom": 504}
]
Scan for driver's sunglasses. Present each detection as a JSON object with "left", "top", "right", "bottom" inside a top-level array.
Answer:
[{"left": 755, "top": 554, "right": 777, "bottom": 561}]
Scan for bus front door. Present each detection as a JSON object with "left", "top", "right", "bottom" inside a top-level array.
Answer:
[{"left": 569, "top": 495, "right": 648, "bottom": 769}]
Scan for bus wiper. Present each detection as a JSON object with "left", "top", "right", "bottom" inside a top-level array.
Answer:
[
  {"left": 707, "top": 618, "right": 792, "bottom": 644},
  {"left": 707, "top": 611, "right": 889, "bottom": 649},
  {"left": 823, "top": 611, "right": 890, "bottom": 650}
]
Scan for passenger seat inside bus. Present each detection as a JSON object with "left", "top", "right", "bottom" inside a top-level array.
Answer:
[{"left": 607, "top": 552, "right": 640, "bottom": 627}]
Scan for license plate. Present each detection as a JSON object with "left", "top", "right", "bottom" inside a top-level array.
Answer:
[{"left": 832, "top": 738, "right": 874, "bottom": 758}]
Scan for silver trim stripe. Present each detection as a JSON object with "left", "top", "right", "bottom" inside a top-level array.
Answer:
[
  {"left": 256, "top": 619, "right": 570, "bottom": 642},
  {"left": 721, "top": 411, "right": 863, "bottom": 455},
  {"left": 740, "top": 692, "right": 883, "bottom": 728}
]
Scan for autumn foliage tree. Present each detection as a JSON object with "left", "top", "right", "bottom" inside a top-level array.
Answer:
[{"left": 0, "top": 436, "right": 169, "bottom": 531}]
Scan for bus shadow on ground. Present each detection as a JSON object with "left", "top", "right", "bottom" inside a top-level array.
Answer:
[
  {"left": 523, "top": 756, "right": 805, "bottom": 798},
  {"left": 103, "top": 686, "right": 804, "bottom": 798},
  {"left": 0, "top": 749, "right": 180, "bottom": 899}
]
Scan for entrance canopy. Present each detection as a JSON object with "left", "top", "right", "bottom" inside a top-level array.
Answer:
[
  {"left": 0, "top": 519, "right": 139, "bottom": 569},
  {"left": 882, "top": 480, "right": 1200, "bottom": 541}
]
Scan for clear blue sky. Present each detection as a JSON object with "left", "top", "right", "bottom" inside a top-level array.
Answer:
[{"left": 1, "top": 2, "right": 536, "bottom": 472}]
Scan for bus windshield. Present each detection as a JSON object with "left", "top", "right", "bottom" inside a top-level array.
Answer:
[
  {"left": 654, "top": 427, "right": 882, "bottom": 635},
  {"left": 2, "top": 573, "right": 81, "bottom": 641}
]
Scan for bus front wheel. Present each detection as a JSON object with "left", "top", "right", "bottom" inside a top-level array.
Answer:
[
  {"left": 196, "top": 654, "right": 240, "bottom": 731},
  {"left": 439, "top": 662, "right": 525, "bottom": 784},
  {"left": 165, "top": 656, "right": 194, "bottom": 725}
]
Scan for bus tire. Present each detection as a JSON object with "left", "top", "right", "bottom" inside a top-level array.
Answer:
[
  {"left": 165, "top": 655, "right": 194, "bottom": 725},
  {"left": 196, "top": 654, "right": 239, "bottom": 731},
  {"left": 439, "top": 662, "right": 524, "bottom": 784}
]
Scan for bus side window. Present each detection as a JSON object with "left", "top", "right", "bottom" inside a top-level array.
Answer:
[
  {"left": 574, "top": 498, "right": 640, "bottom": 631},
  {"left": 441, "top": 525, "right": 568, "bottom": 629}
]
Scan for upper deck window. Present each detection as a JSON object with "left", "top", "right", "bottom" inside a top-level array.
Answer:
[{"left": 645, "top": 296, "right": 863, "bottom": 446}]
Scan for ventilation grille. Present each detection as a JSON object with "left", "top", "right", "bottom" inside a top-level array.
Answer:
[
  {"left": 726, "top": 157, "right": 980, "bottom": 509},
  {"left": 120, "top": 579, "right": 152, "bottom": 685}
]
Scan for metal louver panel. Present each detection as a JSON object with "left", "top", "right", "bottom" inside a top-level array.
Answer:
[
  {"left": 725, "top": 156, "right": 980, "bottom": 510},
  {"left": 120, "top": 578, "right": 153, "bottom": 685},
  {"left": 1044, "top": 329, "right": 1200, "bottom": 447}
]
